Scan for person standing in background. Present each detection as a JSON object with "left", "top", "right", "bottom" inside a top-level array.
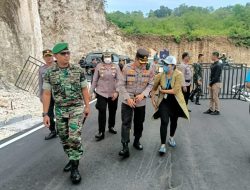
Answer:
[
  {"left": 190, "top": 53, "right": 203, "bottom": 105},
  {"left": 179, "top": 52, "right": 192, "bottom": 112},
  {"left": 39, "top": 49, "right": 57, "bottom": 140},
  {"left": 204, "top": 52, "right": 222, "bottom": 115},
  {"left": 90, "top": 52, "right": 121, "bottom": 141}
]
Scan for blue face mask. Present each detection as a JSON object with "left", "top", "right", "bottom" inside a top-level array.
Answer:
[{"left": 163, "top": 65, "right": 170, "bottom": 73}]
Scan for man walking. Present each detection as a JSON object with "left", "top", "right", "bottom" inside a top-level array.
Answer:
[
  {"left": 42, "top": 42, "right": 90, "bottom": 184},
  {"left": 204, "top": 52, "right": 222, "bottom": 115},
  {"left": 39, "top": 49, "right": 57, "bottom": 140},
  {"left": 118, "top": 49, "right": 154, "bottom": 158},
  {"left": 190, "top": 53, "right": 203, "bottom": 105}
]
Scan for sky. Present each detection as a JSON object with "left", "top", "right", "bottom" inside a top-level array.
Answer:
[{"left": 105, "top": 0, "right": 250, "bottom": 13}]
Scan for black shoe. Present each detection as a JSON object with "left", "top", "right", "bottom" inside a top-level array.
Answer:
[
  {"left": 210, "top": 110, "right": 220, "bottom": 115},
  {"left": 189, "top": 91, "right": 194, "bottom": 102},
  {"left": 133, "top": 141, "right": 143, "bottom": 150},
  {"left": 63, "top": 160, "right": 72, "bottom": 172},
  {"left": 109, "top": 127, "right": 117, "bottom": 134},
  {"left": 44, "top": 131, "right": 57, "bottom": 140},
  {"left": 188, "top": 109, "right": 192, "bottom": 112},
  {"left": 195, "top": 102, "right": 201, "bottom": 105},
  {"left": 119, "top": 143, "right": 130, "bottom": 158},
  {"left": 70, "top": 160, "right": 81, "bottom": 184},
  {"left": 95, "top": 132, "right": 105, "bottom": 141},
  {"left": 204, "top": 109, "right": 213, "bottom": 114}
]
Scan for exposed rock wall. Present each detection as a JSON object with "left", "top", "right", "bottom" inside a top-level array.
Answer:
[
  {"left": 38, "top": 0, "right": 136, "bottom": 63},
  {"left": 0, "top": 0, "right": 43, "bottom": 83},
  {"left": 128, "top": 36, "right": 250, "bottom": 64}
]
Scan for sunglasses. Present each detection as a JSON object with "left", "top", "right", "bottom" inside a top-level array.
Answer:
[{"left": 60, "top": 51, "right": 71, "bottom": 56}]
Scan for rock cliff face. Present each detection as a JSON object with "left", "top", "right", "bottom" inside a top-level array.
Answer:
[
  {"left": 0, "top": 0, "right": 43, "bottom": 83},
  {"left": 129, "top": 36, "right": 250, "bottom": 63},
  {"left": 38, "top": 0, "right": 136, "bottom": 63}
]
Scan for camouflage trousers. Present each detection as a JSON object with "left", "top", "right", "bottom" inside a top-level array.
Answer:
[{"left": 55, "top": 106, "right": 84, "bottom": 161}]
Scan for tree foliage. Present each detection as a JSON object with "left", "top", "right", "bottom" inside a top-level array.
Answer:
[{"left": 106, "top": 4, "right": 250, "bottom": 47}]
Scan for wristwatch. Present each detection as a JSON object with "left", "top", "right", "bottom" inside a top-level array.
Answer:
[{"left": 42, "top": 112, "right": 48, "bottom": 117}]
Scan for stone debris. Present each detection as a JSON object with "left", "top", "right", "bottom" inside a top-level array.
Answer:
[{"left": 0, "top": 86, "right": 42, "bottom": 126}]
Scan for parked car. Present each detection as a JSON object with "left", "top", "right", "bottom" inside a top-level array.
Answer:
[{"left": 79, "top": 51, "right": 120, "bottom": 75}]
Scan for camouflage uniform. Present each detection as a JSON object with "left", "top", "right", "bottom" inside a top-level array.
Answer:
[
  {"left": 43, "top": 64, "right": 88, "bottom": 160},
  {"left": 190, "top": 63, "right": 203, "bottom": 103}
]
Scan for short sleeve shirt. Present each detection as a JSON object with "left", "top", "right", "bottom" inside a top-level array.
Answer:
[{"left": 43, "top": 64, "right": 88, "bottom": 107}]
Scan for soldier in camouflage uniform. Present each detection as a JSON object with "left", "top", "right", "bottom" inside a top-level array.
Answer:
[
  {"left": 42, "top": 42, "right": 90, "bottom": 184},
  {"left": 118, "top": 49, "right": 154, "bottom": 158},
  {"left": 39, "top": 49, "right": 57, "bottom": 140},
  {"left": 190, "top": 53, "right": 203, "bottom": 105}
]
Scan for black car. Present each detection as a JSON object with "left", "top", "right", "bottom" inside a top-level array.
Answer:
[{"left": 79, "top": 51, "right": 120, "bottom": 75}]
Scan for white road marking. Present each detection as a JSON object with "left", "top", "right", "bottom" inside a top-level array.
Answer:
[{"left": 0, "top": 99, "right": 97, "bottom": 149}]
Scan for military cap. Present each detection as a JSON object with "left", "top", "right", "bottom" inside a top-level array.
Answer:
[
  {"left": 136, "top": 48, "right": 149, "bottom": 64},
  {"left": 43, "top": 49, "right": 53, "bottom": 56},
  {"left": 52, "top": 42, "right": 69, "bottom": 54},
  {"left": 103, "top": 51, "right": 112, "bottom": 57},
  {"left": 212, "top": 51, "right": 220, "bottom": 57}
]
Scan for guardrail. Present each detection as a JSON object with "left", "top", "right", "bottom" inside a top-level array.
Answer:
[
  {"left": 15, "top": 56, "right": 44, "bottom": 96},
  {"left": 200, "top": 63, "right": 249, "bottom": 101}
]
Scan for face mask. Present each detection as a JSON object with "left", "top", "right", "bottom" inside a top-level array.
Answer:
[
  {"left": 104, "top": 58, "right": 112, "bottom": 64},
  {"left": 163, "top": 65, "right": 170, "bottom": 73}
]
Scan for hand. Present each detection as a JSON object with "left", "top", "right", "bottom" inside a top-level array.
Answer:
[
  {"left": 43, "top": 115, "right": 50, "bottom": 128},
  {"left": 91, "top": 93, "right": 96, "bottom": 101},
  {"left": 127, "top": 98, "right": 136, "bottom": 108},
  {"left": 112, "top": 92, "right": 119, "bottom": 101},
  {"left": 152, "top": 100, "right": 158, "bottom": 111},
  {"left": 84, "top": 106, "right": 90, "bottom": 117},
  {"left": 198, "top": 80, "right": 202, "bottom": 85},
  {"left": 207, "top": 85, "right": 211, "bottom": 90},
  {"left": 135, "top": 94, "right": 145, "bottom": 103},
  {"left": 159, "top": 89, "right": 168, "bottom": 94},
  {"left": 183, "top": 86, "right": 187, "bottom": 92}
]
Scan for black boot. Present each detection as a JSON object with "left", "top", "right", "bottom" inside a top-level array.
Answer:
[
  {"left": 119, "top": 143, "right": 130, "bottom": 158},
  {"left": 195, "top": 96, "right": 201, "bottom": 105},
  {"left": 189, "top": 91, "right": 195, "bottom": 102},
  {"left": 44, "top": 131, "right": 57, "bottom": 140},
  {"left": 63, "top": 160, "right": 72, "bottom": 172},
  {"left": 95, "top": 132, "right": 105, "bottom": 141},
  {"left": 109, "top": 127, "right": 117, "bottom": 134},
  {"left": 70, "top": 160, "right": 81, "bottom": 184},
  {"left": 133, "top": 139, "right": 143, "bottom": 150}
]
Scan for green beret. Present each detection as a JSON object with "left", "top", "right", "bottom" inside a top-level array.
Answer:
[{"left": 52, "top": 42, "right": 69, "bottom": 54}]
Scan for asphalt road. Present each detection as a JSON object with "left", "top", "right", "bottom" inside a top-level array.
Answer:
[{"left": 0, "top": 100, "right": 250, "bottom": 190}]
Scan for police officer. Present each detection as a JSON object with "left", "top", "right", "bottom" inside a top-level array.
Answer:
[
  {"left": 179, "top": 52, "right": 193, "bottom": 112},
  {"left": 118, "top": 48, "right": 154, "bottom": 158},
  {"left": 190, "top": 53, "right": 203, "bottom": 105},
  {"left": 90, "top": 52, "right": 122, "bottom": 141},
  {"left": 39, "top": 49, "right": 57, "bottom": 140},
  {"left": 42, "top": 42, "right": 90, "bottom": 184}
]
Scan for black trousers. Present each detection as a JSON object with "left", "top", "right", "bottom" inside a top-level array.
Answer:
[
  {"left": 190, "top": 83, "right": 202, "bottom": 101},
  {"left": 48, "top": 97, "right": 56, "bottom": 132},
  {"left": 182, "top": 85, "right": 191, "bottom": 105},
  {"left": 121, "top": 103, "right": 145, "bottom": 143},
  {"left": 159, "top": 99, "right": 178, "bottom": 144},
  {"left": 96, "top": 94, "right": 118, "bottom": 133}
]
